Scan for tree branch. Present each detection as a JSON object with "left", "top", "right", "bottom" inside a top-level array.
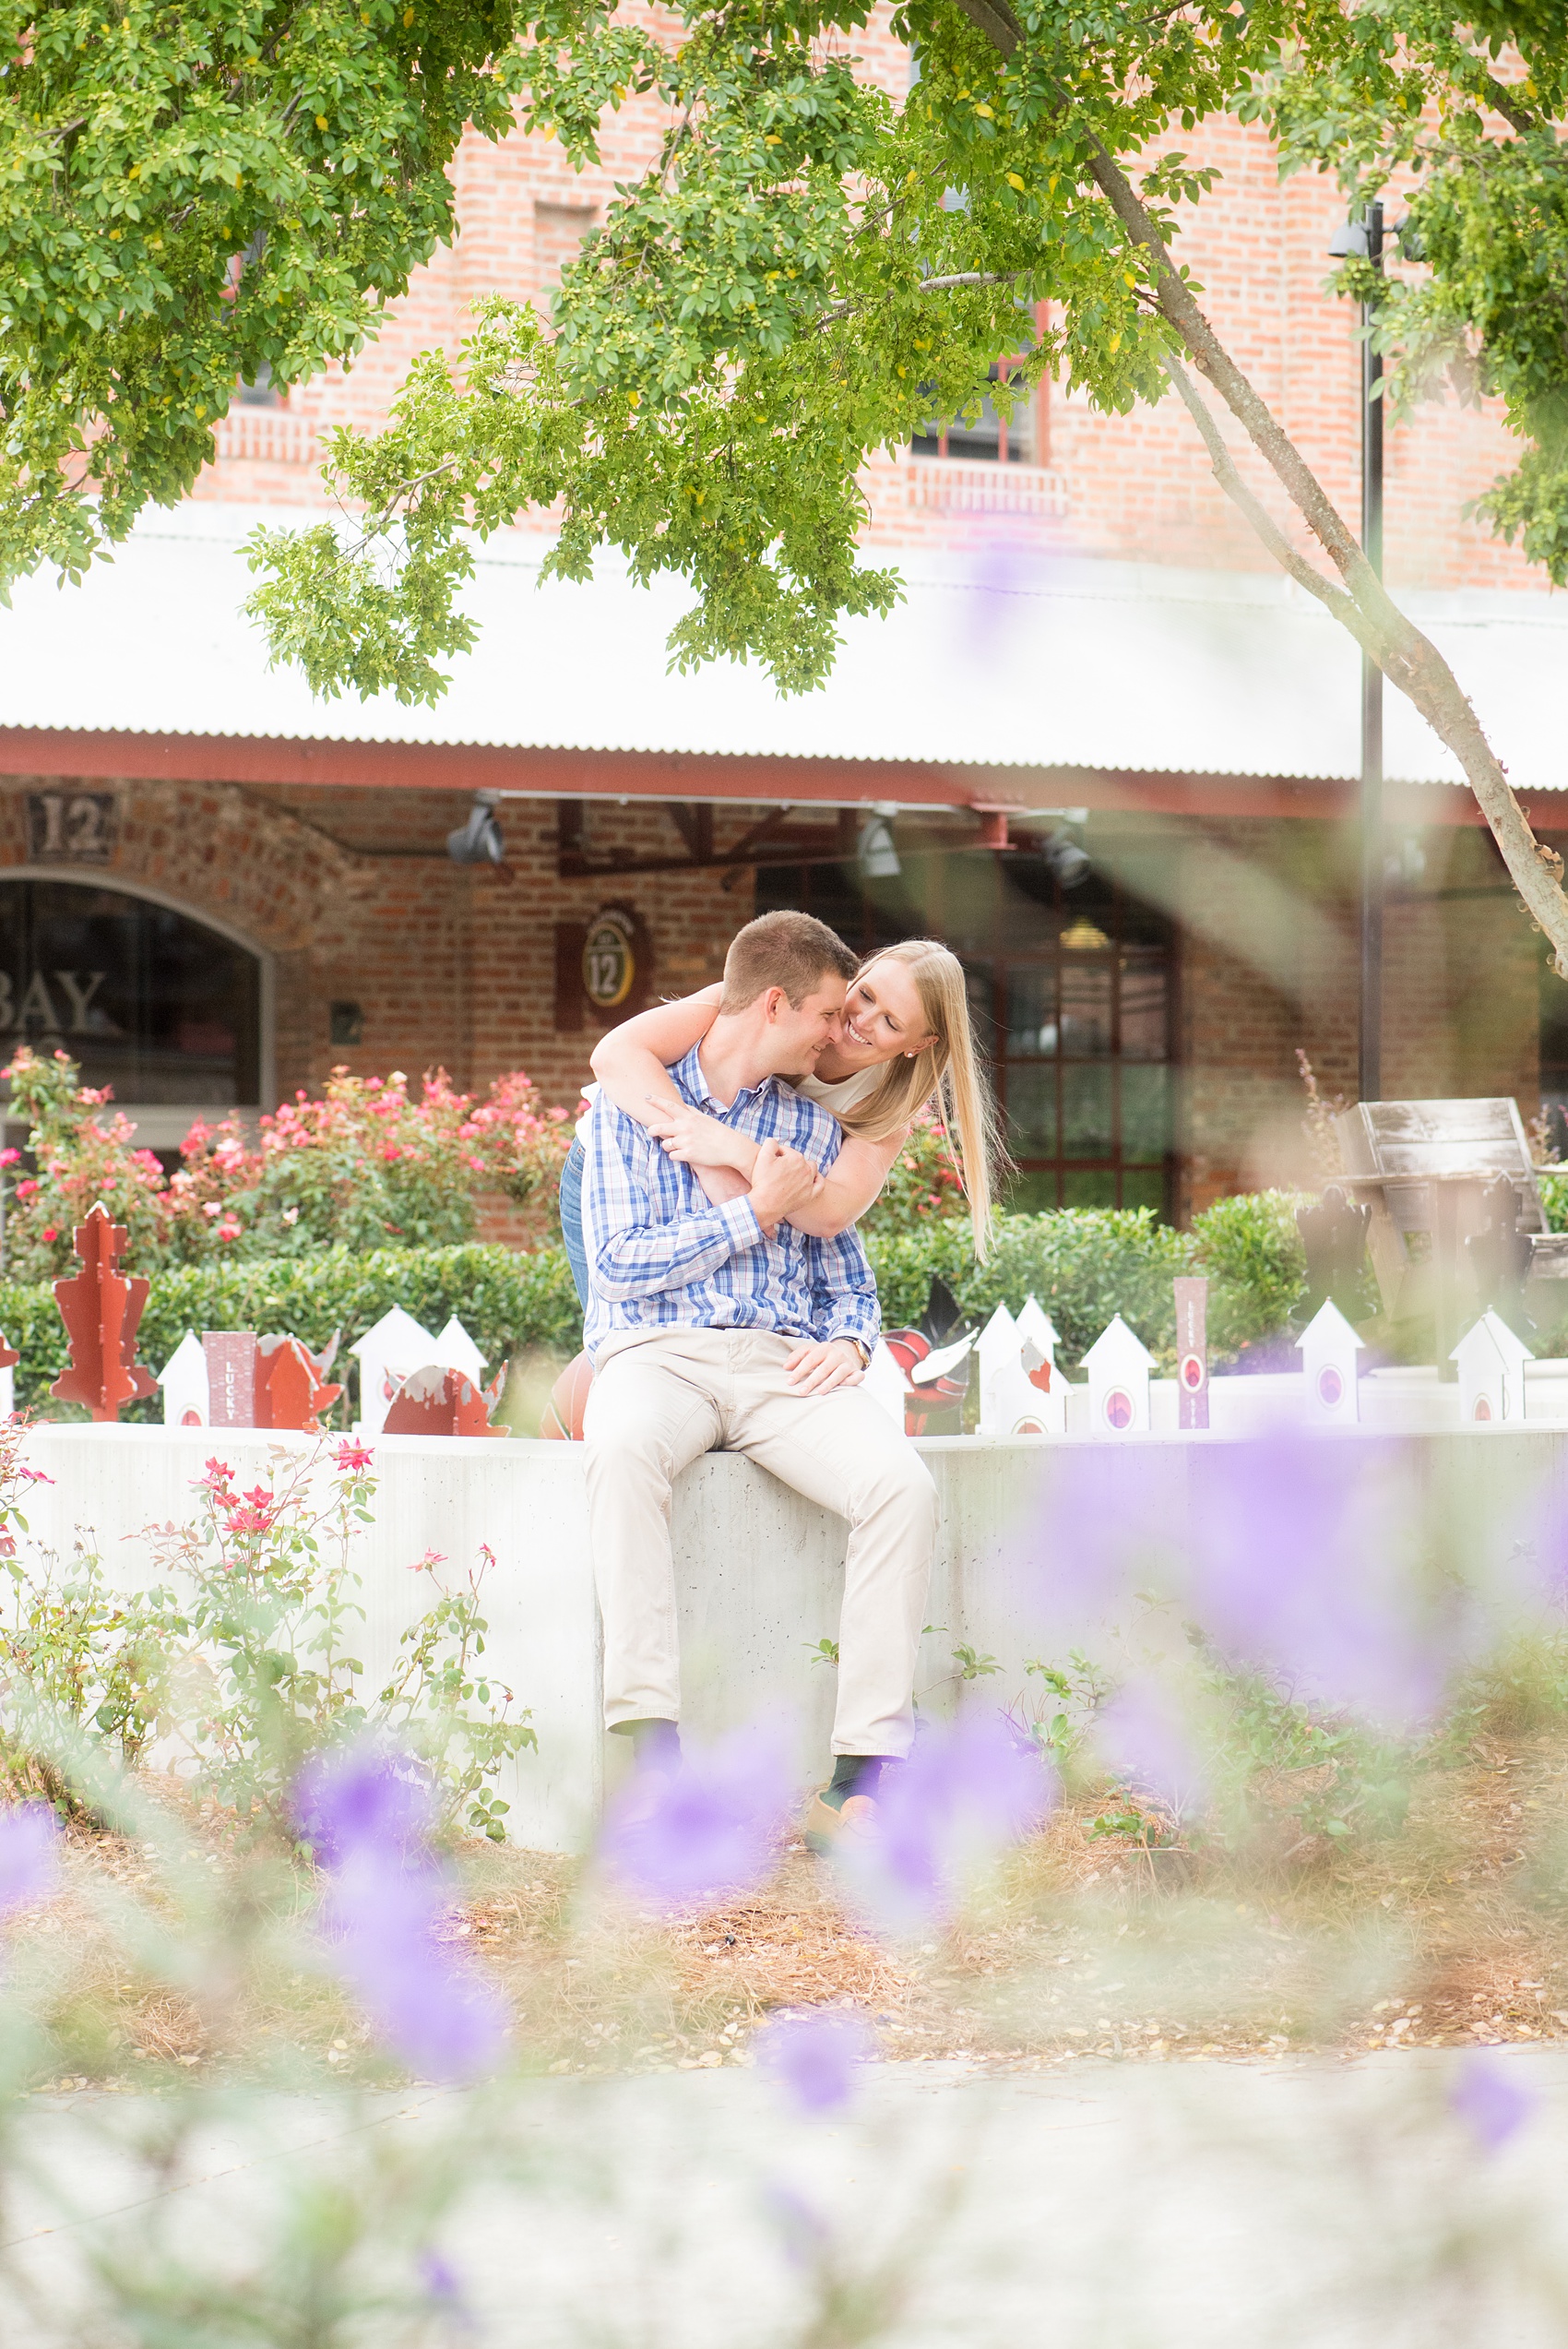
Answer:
[
  {"left": 1162, "top": 356, "right": 1360, "bottom": 626},
  {"left": 920, "top": 270, "right": 1021, "bottom": 291},
  {"left": 943, "top": 0, "right": 1568, "bottom": 972}
]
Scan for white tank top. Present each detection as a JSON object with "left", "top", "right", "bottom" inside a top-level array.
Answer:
[{"left": 795, "top": 1066, "right": 885, "bottom": 1115}]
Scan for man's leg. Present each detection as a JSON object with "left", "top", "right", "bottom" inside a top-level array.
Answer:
[
  {"left": 583, "top": 1335, "right": 725, "bottom": 1738},
  {"left": 729, "top": 1341, "right": 939, "bottom": 1762}
]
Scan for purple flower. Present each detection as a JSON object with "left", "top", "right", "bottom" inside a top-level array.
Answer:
[
  {"left": 599, "top": 1724, "right": 795, "bottom": 1912},
  {"left": 0, "top": 1805, "right": 59, "bottom": 1917},
  {"left": 763, "top": 2181, "right": 832, "bottom": 2271},
  {"left": 757, "top": 2009, "right": 875, "bottom": 2116},
  {"left": 293, "top": 1745, "right": 434, "bottom": 1865},
  {"left": 1094, "top": 1678, "right": 1205, "bottom": 1818},
  {"left": 1450, "top": 2050, "right": 1538, "bottom": 2154},
  {"left": 1015, "top": 1443, "right": 1186, "bottom": 1646},
  {"left": 1187, "top": 1431, "right": 1465, "bottom": 1730},
  {"left": 293, "top": 1746, "right": 506, "bottom": 2084},
  {"left": 840, "top": 1713, "right": 1053, "bottom": 1935},
  {"left": 417, "top": 2248, "right": 474, "bottom": 2330}
]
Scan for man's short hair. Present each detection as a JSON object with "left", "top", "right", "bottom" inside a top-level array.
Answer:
[{"left": 719, "top": 911, "right": 857, "bottom": 1013}]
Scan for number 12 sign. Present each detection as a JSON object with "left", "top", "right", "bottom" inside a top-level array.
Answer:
[{"left": 582, "top": 908, "right": 637, "bottom": 1012}]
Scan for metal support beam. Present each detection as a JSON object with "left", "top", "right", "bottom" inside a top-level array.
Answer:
[{"left": 1360, "top": 198, "right": 1384, "bottom": 1108}]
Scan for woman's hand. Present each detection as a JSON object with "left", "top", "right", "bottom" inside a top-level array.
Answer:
[
  {"left": 782, "top": 1337, "right": 866, "bottom": 1396},
  {"left": 644, "top": 1100, "right": 758, "bottom": 1177}
]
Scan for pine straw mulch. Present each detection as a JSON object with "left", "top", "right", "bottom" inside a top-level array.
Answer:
[{"left": 7, "top": 1725, "right": 1568, "bottom": 2092}]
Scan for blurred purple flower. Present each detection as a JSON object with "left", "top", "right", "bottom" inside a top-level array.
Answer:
[
  {"left": 757, "top": 2009, "right": 875, "bottom": 2116},
  {"left": 0, "top": 1804, "right": 58, "bottom": 1916},
  {"left": 763, "top": 2181, "right": 831, "bottom": 2271},
  {"left": 842, "top": 1713, "right": 1053, "bottom": 1935},
  {"left": 1015, "top": 1444, "right": 1186, "bottom": 1643},
  {"left": 599, "top": 1723, "right": 795, "bottom": 1912},
  {"left": 417, "top": 2248, "right": 475, "bottom": 2330},
  {"left": 1450, "top": 2050, "right": 1538, "bottom": 2154},
  {"left": 293, "top": 1745, "right": 506, "bottom": 2084},
  {"left": 293, "top": 1744, "right": 434, "bottom": 1865},
  {"left": 1094, "top": 1678, "right": 1206, "bottom": 1818},
  {"left": 1187, "top": 1431, "right": 1463, "bottom": 1730}
]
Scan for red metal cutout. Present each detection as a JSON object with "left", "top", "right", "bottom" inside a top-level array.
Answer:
[
  {"left": 256, "top": 1335, "right": 343, "bottom": 1432},
  {"left": 51, "top": 1202, "right": 157, "bottom": 1422},
  {"left": 382, "top": 1365, "right": 505, "bottom": 1438}
]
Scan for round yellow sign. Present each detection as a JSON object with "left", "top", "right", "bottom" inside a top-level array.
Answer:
[{"left": 582, "top": 910, "right": 636, "bottom": 1011}]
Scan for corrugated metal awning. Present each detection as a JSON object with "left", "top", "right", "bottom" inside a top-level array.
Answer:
[{"left": 1, "top": 501, "right": 1562, "bottom": 798}]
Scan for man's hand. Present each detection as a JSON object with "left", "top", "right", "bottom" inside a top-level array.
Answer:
[
  {"left": 784, "top": 1338, "right": 866, "bottom": 1397},
  {"left": 748, "top": 1139, "right": 823, "bottom": 1234}
]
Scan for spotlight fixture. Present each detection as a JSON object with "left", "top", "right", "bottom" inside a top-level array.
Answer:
[
  {"left": 446, "top": 793, "right": 505, "bottom": 866},
  {"left": 857, "top": 810, "right": 901, "bottom": 881},
  {"left": 1044, "top": 830, "right": 1091, "bottom": 888}
]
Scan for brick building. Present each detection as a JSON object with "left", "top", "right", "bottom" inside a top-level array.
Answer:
[{"left": 0, "top": 20, "right": 1563, "bottom": 1218}]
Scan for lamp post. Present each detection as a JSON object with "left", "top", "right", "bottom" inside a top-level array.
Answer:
[{"left": 1329, "top": 200, "right": 1384, "bottom": 1104}]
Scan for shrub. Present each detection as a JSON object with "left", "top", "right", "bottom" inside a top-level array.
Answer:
[
  {"left": 2, "top": 1047, "right": 572, "bottom": 1283},
  {"left": 0, "top": 1242, "right": 583, "bottom": 1417},
  {"left": 1195, "top": 1191, "right": 1311, "bottom": 1354},
  {"left": 1539, "top": 1171, "right": 1568, "bottom": 1234},
  {"left": 3, "top": 1193, "right": 1313, "bottom": 1414},
  {"left": 857, "top": 1109, "right": 968, "bottom": 1242},
  {"left": 865, "top": 1192, "right": 1310, "bottom": 1368}
]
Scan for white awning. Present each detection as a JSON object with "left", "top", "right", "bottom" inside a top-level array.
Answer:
[{"left": 2, "top": 499, "right": 1564, "bottom": 788}]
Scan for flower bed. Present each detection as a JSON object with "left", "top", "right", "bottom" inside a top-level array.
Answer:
[{"left": 1, "top": 1047, "right": 572, "bottom": 1283}]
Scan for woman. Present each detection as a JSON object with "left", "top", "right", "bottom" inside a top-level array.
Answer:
[{"left": 557, "top": 935, "right": 1001, "bottom": 1306}]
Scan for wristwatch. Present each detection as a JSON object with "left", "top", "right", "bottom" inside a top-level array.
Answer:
[{"left": 843, "top": 1338, "right": 872, "bottom": 1368}]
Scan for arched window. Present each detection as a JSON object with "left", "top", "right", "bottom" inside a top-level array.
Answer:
[{"left": 0, "top": 879, "right": 264, "bottom": 1129}]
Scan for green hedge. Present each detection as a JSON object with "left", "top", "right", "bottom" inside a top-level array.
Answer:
[
  {"left": 3, "top": 1194, "right": 1313, "bottom": 1417},
  {"left": 865, "top": 1193, "right": 1309, "bottom": 1369},
  {"left": 2, "top": 1242, "right": 582, "bottom": 1417}
]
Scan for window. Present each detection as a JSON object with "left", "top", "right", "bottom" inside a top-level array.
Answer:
[
  {"left": 235, "top": 361, "right": 281, "bottom": 409},
  {"left": 969, "top": 918, "right": 1173, "bottom": 1212},
  {"left": 0, "top": 880, "right": 262, "bottom": 1108},
  {"left": 912, "top": 362, "right": 1037, "bottom": 464}
]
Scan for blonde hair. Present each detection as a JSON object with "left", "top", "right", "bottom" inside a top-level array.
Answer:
[{"left": 833, "top": 939, "right": 1008, "bottom": 1258}]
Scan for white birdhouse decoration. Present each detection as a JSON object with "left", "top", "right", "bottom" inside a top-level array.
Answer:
[
  {"left": 1082, "top": 1314, "right": 1154, "bottom": 1437},
  {"left": 1015, "top": 1295, "right": 1060, "bottom": 1367},
  {"left": 1451, "top": 1310, "right": 1531, "bottom": 1425},
  {"left": 862, "top": 1339, "right": 911, "bottom": 1432},
  {"left": 1295, "top": 1299, "right": 1364, "bottom": 1424},
  {"left": 432, "top": 1316, "right": 487, "bottom": 1386},
  {"left": 159, "top": 1330, "right": 209, "bottom": 1428},
  {"left": 350, "top": 1306, "right": 439, "bottom": 1438},
  {"left": 975, "top": 1303, "right": 1020, "bottom": 1438}
]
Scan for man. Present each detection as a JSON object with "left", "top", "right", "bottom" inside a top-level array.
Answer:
[{"left": 579, "top": 910, "right": 938, "bottom": 1843}]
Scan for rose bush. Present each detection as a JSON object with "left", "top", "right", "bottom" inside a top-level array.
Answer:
[
  {"left": 1, "top": 1048, "right": 572, "bottom": 1282},
  {"left": 856, "top": 1109, "right": 968, "bottom": 1243}
]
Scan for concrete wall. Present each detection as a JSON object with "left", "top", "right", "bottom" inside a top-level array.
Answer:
[{"left": 18, "top": 1423, "right": 1568, "bottom": 1854}]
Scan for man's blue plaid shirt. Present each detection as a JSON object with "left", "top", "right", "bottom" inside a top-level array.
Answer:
[{"left": 579, "top": 1044, "right": 882, "bottom": 1361}]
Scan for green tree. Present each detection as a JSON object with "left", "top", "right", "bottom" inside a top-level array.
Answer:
[
  {"left": 10, "top": 2, "right": 1568, "bottom": 966},
  {"left": 0, "top": 0, "right": 523, "bottom": 590}
]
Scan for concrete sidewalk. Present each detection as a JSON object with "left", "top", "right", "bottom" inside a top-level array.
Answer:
[{"left": 1, "top": 2049, "right": 1562, "bottom": 2347}]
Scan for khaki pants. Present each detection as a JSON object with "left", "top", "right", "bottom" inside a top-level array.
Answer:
[{"left": 583, "top": 1329, "right": 938, "bottom": 1757}]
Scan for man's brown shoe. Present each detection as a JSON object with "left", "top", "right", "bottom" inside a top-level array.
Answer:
[{"left": 803, "top": 1787, "right": 880, "bottom": 1856}]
